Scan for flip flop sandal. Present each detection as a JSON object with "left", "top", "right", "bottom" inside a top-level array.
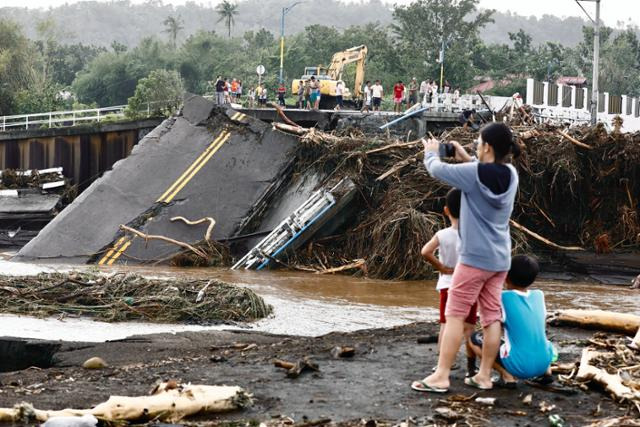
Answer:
[
  {"left": 464, "top": 376, "right": 493, "bottom": 390},
  {"left": 411, "top": 380, "right": 448, "bottom": 393}
]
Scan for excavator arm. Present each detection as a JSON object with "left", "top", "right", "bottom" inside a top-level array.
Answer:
[{"left": 326, "top": 45, "right": 368, "bottom": 98}]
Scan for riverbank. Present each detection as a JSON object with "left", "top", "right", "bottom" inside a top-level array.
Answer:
[{"left": 0, "top": 322, "right": 634, "bottom": 426}]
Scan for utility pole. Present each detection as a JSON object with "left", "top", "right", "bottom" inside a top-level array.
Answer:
[
  {"left": 279, "top": 2, "right": 303, "bottom": 84},
  {"left": 590, "top": 0, "right": 600, "bottom": 125},
  {"left": 439, "top": 39, "right": 445, "bottom": 90}
]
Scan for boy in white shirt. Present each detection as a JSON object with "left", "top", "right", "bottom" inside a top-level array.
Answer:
[
  {"left": 413, "top": 188, "right": 478, "bottom": 391},
  {"left": 371, "top": 80, "right": 383, "bottom": 111}
]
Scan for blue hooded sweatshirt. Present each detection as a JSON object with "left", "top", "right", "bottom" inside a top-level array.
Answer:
[{"left": 424, "top": 152, "right": 518, "bottom": 272}]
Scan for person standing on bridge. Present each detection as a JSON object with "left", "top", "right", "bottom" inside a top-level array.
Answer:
[
  {"left": 371, "top": 80, "right": 383, "bottom": 112},
  {"left": 361, "top": 81, "right": 372, "bottom": 113},
  {"left": 393, "top": 81, "right": 405, "bottom": 113},
  {"left": 420, "top": 79, "right": 429, "bottom": 105},
  {"left": 248, "top": 86, "right": 255, "bottom": 108},
  {"left": 334, "top": 81, "right": 344, "bottom": 111},
  {"left": 297, "top": 80, "right": 305, "bottom": 109},
  {"left": 230, "top": 78, "right": 239, "bottom": 103},
  {"left": 215, "top": 76, "right": 225, "bottom": 106},
  {"left": 277, "top": 83, "right": 286, "bottom": 107},
  {"left": 408, "top": 78, "right": 419, "bottom": 108}
]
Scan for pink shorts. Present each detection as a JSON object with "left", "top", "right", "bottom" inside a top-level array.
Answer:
[{"left": 444, "top": 263, "right": 507, "bottom": 327}]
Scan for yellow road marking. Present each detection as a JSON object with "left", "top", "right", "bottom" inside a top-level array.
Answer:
[
  {"left": 231, "top": 112, "right": 241, "bottom": 120},
  {"left": 107, "top": 240, "right": 132, "bottom": 265},
  {"left": 156, "top": 131, "right": 228, "bottom": 203},
  {"left": 163, "top": 132, "right": 231, "bottom": 202},
  {"left": 98, "top": 236, "right": 126, "bottom": 265}
]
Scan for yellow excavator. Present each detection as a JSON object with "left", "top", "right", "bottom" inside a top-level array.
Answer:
[{"left": 292, "top": 45, "right": 368, "bottom": 109}]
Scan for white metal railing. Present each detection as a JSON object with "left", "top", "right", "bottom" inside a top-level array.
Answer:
[
  {"left": 0, "top": 99, "right": 181, "bottom": 132},
  {"left": 0, "top": 105, "right": 128, "bottom": 132}
]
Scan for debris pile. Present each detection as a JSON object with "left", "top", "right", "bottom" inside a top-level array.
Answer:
[
  {"left": 0, "top": 272, "right": 271, "bottom": 324},
  {"left": 0, "top": 168, "right": 65, "bottom": 190},
  {"left": 271, "top": 121, "right": 640, "bottom": 280},
  {"left": 0, "top": 168, "right": 74, "bottom": 247},
  {"left": 557, "top": 333, "right": 640, "bottom": 415}
]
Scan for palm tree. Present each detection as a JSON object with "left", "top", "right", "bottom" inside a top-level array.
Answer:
[
  {"left": 163, "top": 15, "right": 184, "bottom": 48},
  {"left": 216, "top": 1, "right": 238, "bottom": 38}
]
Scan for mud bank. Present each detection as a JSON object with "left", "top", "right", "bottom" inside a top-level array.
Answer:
[{"left": 0, "top": 323, "right": 633, "bottom": 426}]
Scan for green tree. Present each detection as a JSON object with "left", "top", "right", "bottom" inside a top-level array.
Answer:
[
  {"left": 73, "top": 37, "right": 174, "bottom": 106},
  {"left": 599, "top": 29, "right": 640, "bottom": 96},
  {"left": 216, "top": 1, "right": 238, "bottom": 38},
  {"left": 125, "top": 69, "right": 185, "bottom": 118},
  {"left": 392, "top": 0, "right": 494, "bottom": 89},
  {"left": 163, "top": 15, "right": 184, "bottom": 48},
  {"left": 0, "top": 19, "right": 38, "bottom": 115}
]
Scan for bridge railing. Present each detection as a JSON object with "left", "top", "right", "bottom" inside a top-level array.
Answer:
[
  {"left": 525, "top": 78, "right": 640, "bottom": 131},
  {"left": 0, "top": 105, "right": 128, "bottom": 132}
]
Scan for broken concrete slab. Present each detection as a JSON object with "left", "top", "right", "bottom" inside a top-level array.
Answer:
[
  {"left": 181, "top": 92, "right": 216, "bottom": 126},
  {"left": 16, "top": 96, "right": 299, "bottom": 264}
]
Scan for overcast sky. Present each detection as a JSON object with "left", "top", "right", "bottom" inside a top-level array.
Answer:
[{"left": 1, "top": 0, "right": 638, "bottom": 27}]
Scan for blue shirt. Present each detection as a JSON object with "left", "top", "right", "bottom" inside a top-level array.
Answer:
[{"left": 500, "top": 289, "right": 554, "bottom": 379}]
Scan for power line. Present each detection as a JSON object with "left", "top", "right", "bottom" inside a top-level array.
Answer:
[{"left": 574, "top": 0, "right": 596, "bottom": 24}]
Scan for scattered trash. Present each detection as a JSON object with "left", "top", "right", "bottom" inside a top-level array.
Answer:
[
  {"left": 273, "top": 357, "right": 319, "bottom": 378},
  {"left": 475, "top": 397, "right": 496, "bottom": 405},
  {"left": 330, "top": 346, "right": 356, "bottom": 358},
  {"left": 522, "top": 394, "right": 533, "bottom": 405},
  {"left": 548, "top": 414, "right": 565, "bottom": 427}
]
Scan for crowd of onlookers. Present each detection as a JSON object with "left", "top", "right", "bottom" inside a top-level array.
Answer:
[{"left": 212, "top": 75, "right": 461, "bottom": 112}]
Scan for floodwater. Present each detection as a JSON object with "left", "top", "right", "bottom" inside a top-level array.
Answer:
[{"left": 0, "top": 257, "right": 638, "bottom": 342}]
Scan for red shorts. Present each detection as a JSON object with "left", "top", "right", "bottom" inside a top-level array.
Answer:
[
  {"left": 445, "top": 263, "right": 507, "bottom": 327},
  {"left": 439, "top": 288, "right": 477, "bottom": 325}
]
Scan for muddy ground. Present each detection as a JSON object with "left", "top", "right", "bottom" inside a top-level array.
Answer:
[{"left": 0, "top": 322, "right": 634, "bottom": 426}]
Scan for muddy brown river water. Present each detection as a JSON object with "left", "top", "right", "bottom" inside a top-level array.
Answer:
[{"left": 0, "top": 257, "right": 638, "bottom": 341}]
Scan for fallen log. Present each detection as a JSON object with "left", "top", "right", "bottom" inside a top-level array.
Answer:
[
  {"left": 509, "top": 220, "right": 584, "bottom": 251},
  {"left": 576, "top": 349, "right": 639, "bottom": 402},
  {"left": 267, "top": 102, "right": 300, "bottom": 127},
  {"left": 0, "top": 383, "right": 250, "bottom": 424},
  {"left": 375, "top": 156, "right": 418, "bottom": 181},
  {"left": 557, "top": 130, "right": 593, "bottom": 150},
  {"left": 553, "top": 309, "right": 640, "bottom": 335},
  {"left": 273, "top": 122, "right": 306, "bottom": 135},
  {"left": 317, "top": 259, "right": 365, "bottom": 274},
  {"left": 365, "top": 140, "right": 419, "bottom": 155},
  {"left": 120, "top": 224, "right": 208, "bottom": 259}
]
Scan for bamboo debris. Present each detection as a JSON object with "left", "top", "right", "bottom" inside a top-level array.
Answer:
[
  {"left": 0, "top": 383, "right": 251, "bottom": 424},
  {"left": 554, "top": 310, "right": 640, "bottom": 335},
  {"left": 0, "top": 272, "right": 271, "bottom": 323},
  {"left": 576, "top": 349, "right": 639, "bottom": 402}
]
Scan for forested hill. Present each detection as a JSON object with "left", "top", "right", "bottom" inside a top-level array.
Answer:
[{"left": 2, "top": 0, "right": 590, "bottom": 48}]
